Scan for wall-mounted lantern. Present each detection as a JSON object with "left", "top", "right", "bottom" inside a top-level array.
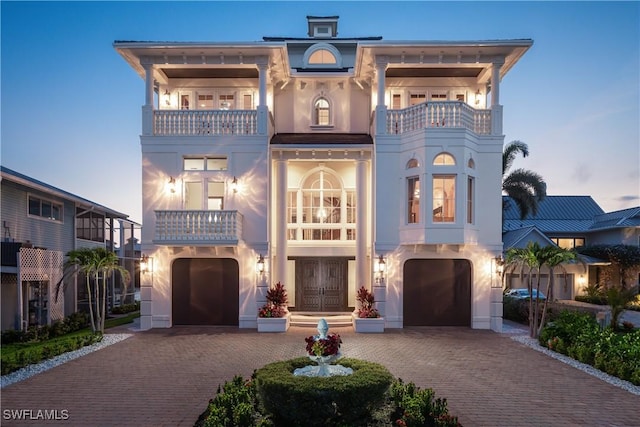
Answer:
[
  {"left": 494, "top": 255, "right": 504, "bottom": 277},
  {"left": 230, "top": 176, "right": 238, "bottom": 194},
  {"left": 163, "top": 89, "right": 171, "bottom": 106},
  {"left": 140, "top": 254, "right": 153, "bottom": 274},
  {"left": 166, "top": 176, "right": 177, "bottom": 194},
  {"left": 256, "top": 254, "right": 265, "bottom": 275},
  {"left": 374, "top": 254, "right": 386, "bottom": 285}
]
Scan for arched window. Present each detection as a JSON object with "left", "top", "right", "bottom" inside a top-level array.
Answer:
[
  {"left": 303, "top": 43, "right": 343, "bottom": 68},
  {"left": 309, "top": 49, "right": 337, "bottom": 64},
  {"left": 406, "top": 158, "right": 420, "bottom": 169},
  {"left": 314, "top": 97, "right": 331, "bottom": 126},
  {"left": 433, "top": 153, "right": 456, "bottom": 166},
  {"left": 287, "top": 168, "right": 356, "bottom": 241}
]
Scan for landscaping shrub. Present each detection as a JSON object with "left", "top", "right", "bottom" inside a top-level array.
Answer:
[
  {"left": 1, "top": 333, "right": 102, "bottom": 375},
  {"left": 196, "top": 361, "right": 461, "bottom": 427},
  {"left": 254, "top": 357, "right": 394, "bottom": 426},
  {"left": 1, "top": 311, "right": 90, "bottom": 345},
  {"left": 575, "top": 295, "right": 608, "bottom": 305},
  {"left": 111, "top": 302, "right": 140, "bottom": 315},
  {"left": 539, "top": 310, "right": 640, "bottom": 385},
  {"left": 389, "top": 379, "right": 461, "bottom": 427}
]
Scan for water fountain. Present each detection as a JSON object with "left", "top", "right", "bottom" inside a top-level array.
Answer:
[{"left": 293, "top": 319, "right": 354, "bottom": 377}]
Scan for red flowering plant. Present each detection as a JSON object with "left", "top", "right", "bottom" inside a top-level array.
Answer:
[
  {"left": 356, "top": 286, "right": 380, "bottom": 318},
  {"left": 305, "top": 333, "right": 342, "bottom": 357},
  {"left": 258, "top": 282, "right": 288, "bottom": 318}
]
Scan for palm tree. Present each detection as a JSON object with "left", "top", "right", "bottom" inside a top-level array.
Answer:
[
  {"left": 504, "top": 242, "right": 542, "bottom": 337},
  {"left": 55, "top": 247, "right": 130, "bottom": 333},
  {"left": 502, "top": 140, "right": 547, "bottom": 220},
  {"left": 536, "top": 246, "right": 581, "bottom": 337}
]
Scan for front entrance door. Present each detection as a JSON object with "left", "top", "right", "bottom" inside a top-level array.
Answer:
[{"left": 295, "top": 258, "right": 347, "bottom": 311}]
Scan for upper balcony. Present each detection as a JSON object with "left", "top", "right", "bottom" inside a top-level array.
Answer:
[
  {"left": 154, "top": 110, "right": 258, "bottom": 136},
  {"left": 386, "top": 101, "right": 491, "bottom": 136},
  {"left": 153, "top": 210, "right": 243, "bottom": 246}
]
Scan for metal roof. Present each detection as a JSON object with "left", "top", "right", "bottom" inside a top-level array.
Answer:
[
  {"left": 503, "top": 196, "right": 604, "bottom": 221},
  {"left": 590, "top": 207, "right": 640, "bottom": 230},
  {"left": 1, "top": 166, "right": 129, "bottom": 219}
]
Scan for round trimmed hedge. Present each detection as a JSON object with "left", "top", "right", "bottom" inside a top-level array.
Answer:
[{"left": 254, "top": 357, "right": 394, "bottom": 427}]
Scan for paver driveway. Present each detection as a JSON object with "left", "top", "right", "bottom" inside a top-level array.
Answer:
[{"left": 1, "top": 325, "right": 639, "bottom": 426}]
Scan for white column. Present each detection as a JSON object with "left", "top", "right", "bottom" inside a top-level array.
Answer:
[
  {"left": 374, "top": 57, "right": 388, "bottom": 135},
  {"left": 356, "top": 158, "right": 368, "bottom": 290},
  {"left": 257, "top": 57, "right": 268, "bottom": 107},
  {"left": 142, "top": 61, "right": 154, "bottom": 136},
  {"left": 491, "top": 57, "right": 504, "bottom": 135},
  {"left": 275, "top": 157, "right": 288, "bottom": 285}
]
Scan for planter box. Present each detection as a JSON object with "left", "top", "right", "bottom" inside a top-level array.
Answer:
[
  {"left": 352, "top": 313, "right": 385, "bottom": 333},
  {"left": 257, "top": 312, "right": 291, "bottom": 332}
]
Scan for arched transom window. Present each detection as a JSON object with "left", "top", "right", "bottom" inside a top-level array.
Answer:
[
  {"left": 287, "top": 169, "right": 356, "bottom": 241},
  {"left": 309, "top": 49, "right": 337, "bottom": 64},
  {"left": 433, "top": 153, "right": 456, "bottom": 165}
]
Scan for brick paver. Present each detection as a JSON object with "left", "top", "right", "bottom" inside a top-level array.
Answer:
[{"left": 1, "top": 325, "right": 639, "bottom": 426}]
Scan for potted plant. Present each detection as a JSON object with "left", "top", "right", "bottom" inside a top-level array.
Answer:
[
  {"left": 257, "top": 282, "right": 291, "bottom": 332},
  {"left": 352, "top": 286, "right": 385, "bottom": 333}
]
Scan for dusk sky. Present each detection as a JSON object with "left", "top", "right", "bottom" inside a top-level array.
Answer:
[{"left": 2, "top": 1, "right": 638, "bottom": 224}]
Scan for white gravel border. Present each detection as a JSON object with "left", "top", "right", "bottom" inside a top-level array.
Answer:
[
  {"left": 510, "top": 334, "right": 640, "bottom": 396},
  {"left": 1, "top": 333, "right": 133, "bottom": 389}
]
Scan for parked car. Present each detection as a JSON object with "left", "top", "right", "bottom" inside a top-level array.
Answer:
[{"left": 505, "top": 288, "right": 546, "bottom": 300}]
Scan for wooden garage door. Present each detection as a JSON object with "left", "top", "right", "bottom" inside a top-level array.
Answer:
[
  {"left": 172, "top": 258, "right": 239, "bottom": 325},
  {"left": 403, "top": 259, "right": 471, "bottom": 326}
]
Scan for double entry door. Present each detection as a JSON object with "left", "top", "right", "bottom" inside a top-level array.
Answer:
[{"left": 295, "top": 258, "right": 348, "bottom": 312}]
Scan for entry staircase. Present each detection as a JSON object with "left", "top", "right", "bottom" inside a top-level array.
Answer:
[{"left": 290, "top": 312, "right": 354, "bottom": 328}]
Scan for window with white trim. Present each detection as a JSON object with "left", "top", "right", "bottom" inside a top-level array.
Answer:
[
  {"left": 287, "top": 169, "right": 355, "bottom": 241},
  {"left": 183, "top": 157, "right": 227, "bottom": 171},
  {"left": 314, "top": 98, "right": 331, "bottom": 126},
  {"left": 467, "top": 177, "right": 474, "bottom": 224},
  {"left": 28, "top": 195, "right": 63, "bottom": 222},
  {"left": 433, "top": 175, "right": 456, "bottom": 223},
  {"left": 184, "top": 180, "right": 225, "bottom": 210}
]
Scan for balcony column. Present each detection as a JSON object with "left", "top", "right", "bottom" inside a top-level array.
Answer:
[
  {"left": 257, "top": 56, "right": 269, "bottom": 135},
  {"left": 355, "top": 157, "right": 368, "bottom": 291},
  {"left": 275, "top": 156, "right": 288, "bottom": 285},
  {"left": 375, "top": 56, "right": 388, "bottom": 135},
  {"left": 490, "top": 57, "right": 504, "bottom": 135},
  {"left": 141, "top": 60, "right": 154, "bottom": 136}
]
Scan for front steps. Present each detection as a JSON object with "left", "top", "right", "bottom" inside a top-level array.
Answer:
[{"left": 290, "top": 312, "right": 354, "bottom": 328}]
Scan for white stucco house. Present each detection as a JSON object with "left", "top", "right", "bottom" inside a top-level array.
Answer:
[{"left": 114, "top": 16, "right": 533, "bottom": 331}]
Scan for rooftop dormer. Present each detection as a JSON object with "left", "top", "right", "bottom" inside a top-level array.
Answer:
[{"left": 307, "top": 15, "right": 339, "bottom": 38}]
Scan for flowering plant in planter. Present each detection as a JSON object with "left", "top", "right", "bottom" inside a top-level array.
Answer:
[
  {"left": 258, "top": 282, "right": 288, "bottom": 318},
  {"left": 356, "top": 286, "right": 380, "bottom": 318},
  {"left": 305, "top": 332, "right": 342, "bottom": 357}
]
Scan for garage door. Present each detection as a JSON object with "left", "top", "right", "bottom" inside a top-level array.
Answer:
[
  {"left": 172, "top": 258, "right": 239, "bottom": 325},
  {"left": 403, "top": 259, "right": 471, "bottom": 326}
]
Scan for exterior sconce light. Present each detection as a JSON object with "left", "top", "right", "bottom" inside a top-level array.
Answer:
[
  {"left": 166, "top": 176, "right": 176, "bottom": 194},
  {"left": 256, "top": 254, "right": 265, "bottom": 274},
  {"left": 375, "top": 255, "right": 386, "bottom": 285},
  {"left": 578, "top": 274, "right": 586, "bottom": 286},
  {"left": 494, "top": 255, "right": 504, "bottom": 277},
  {"left": 163, "top": 89, "right": 171, "bottom": 106},
  {"left": 475, "top": 89, "right": 481, "bottom": 105},
  {"left": 230, "top": 176, "right": 238, "bottom": 193},
  {"left": 140, "top": 254, "right": 153, "bottom": 274}
]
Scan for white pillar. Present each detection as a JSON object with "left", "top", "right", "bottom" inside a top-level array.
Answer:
[
  {"left": 356, "top": 158, "right": 368, "bottom": 290},
  {"left": 490, "top": 57, "right": 504, "bottom": 107},
  {"left": 491, "top": 57, "right": 504, "bottom": 135},
  {"left": 375, "top": 57, "right": 388, "bottom": 135},
  {"left": 257, "top": 57, "right": 269, "bottom": 135},
  {"left": 142, "top": 62, "right": 154, "bottom": 136},
  {"left": 275, "top": 157, "right": 288, "bottom": 285}
]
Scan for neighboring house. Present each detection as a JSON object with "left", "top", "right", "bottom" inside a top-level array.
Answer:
[
  {"left": 0, "top": 166, "right": 135, "bottom": 331},
  {"left": 502, "top": 195, "right": 640, "bottom": 299},
  {"left": 114, "top": 15, "right": 533, "bottom": 331}
]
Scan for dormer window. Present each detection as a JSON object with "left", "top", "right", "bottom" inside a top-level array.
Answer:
[
  {"left": 309, "top": 49, "right": 336, "bottom": 65},
  {"left": 302, "top": 43, "right": 343, "bottom": 69}
]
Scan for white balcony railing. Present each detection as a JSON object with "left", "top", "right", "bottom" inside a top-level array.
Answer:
[
  {"left": 154, "top": 110, "right": 257, "bottom": 136},
  {"left": 386, "top": 102, "right": 491, "bottom": 135},
  {"left": 154, "top": 210, "right": 243, "bottom": 245}
]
